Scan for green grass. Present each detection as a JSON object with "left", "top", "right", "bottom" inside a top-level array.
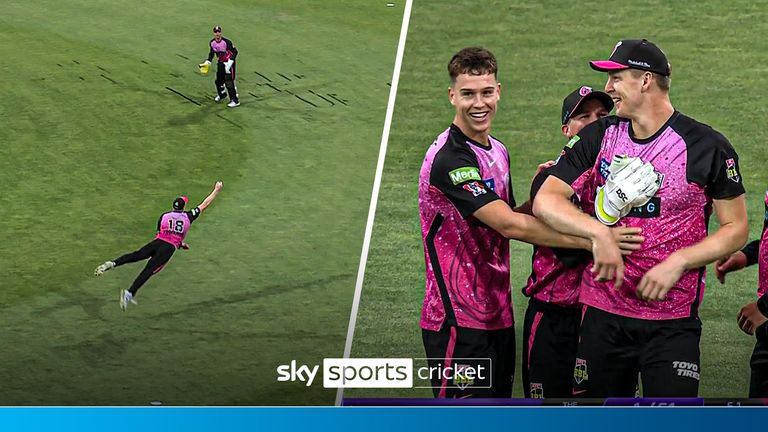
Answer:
[
  {"left": 350, "top": 0, "right": 768, "bottom": 398},
  {"left": 0, "top": 0, "right": 401, "bottom": 405}
]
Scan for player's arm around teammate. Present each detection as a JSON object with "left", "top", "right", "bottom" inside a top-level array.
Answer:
[
  {"left": 473, "top": 201, "right": 642, "bottom": 253},
  {"left": 533, "top": 174, "right": 626, "bottom": 287}
]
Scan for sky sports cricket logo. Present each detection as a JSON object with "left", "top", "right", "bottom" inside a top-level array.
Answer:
[{"left": 276, "top": 358, "right": 492, "bottom": 389}]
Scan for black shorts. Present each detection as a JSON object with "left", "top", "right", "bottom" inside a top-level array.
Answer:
[
  {"left": 573, "top": 306, "right": 701, "bottom": 398},
  {"left": 422, "top": 325, "right": 515, "bottom": 398},
  {"left": 749, "top": 337, "right": 768, "bottom": 397},
  {"left": 522, "top": 298, "right": 580, "bottom": 398}
]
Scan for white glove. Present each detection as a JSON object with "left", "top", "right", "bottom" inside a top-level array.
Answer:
[
  {"left": 629, "top": 168, "right": 663, "bottom": 208},
  {"left": 595, "top": 155, "right": 661, "bottom": 225},
  {"left": 224, "top": 59, "right": 234, "bottom": 74}
]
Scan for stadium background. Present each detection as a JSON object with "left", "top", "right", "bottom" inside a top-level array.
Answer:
[
  {"left": 0, "top": 0, "right": 401, "bottom": 404},
  {"left": 350, "top": 0, "right": 768, "bottom": 398}
]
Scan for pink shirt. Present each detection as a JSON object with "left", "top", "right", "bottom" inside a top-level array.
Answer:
[
  {"left": 549, "top": 113, "right": 744, "bottom": 319},
  {"left": 419, "top": 125, "right": 514, "bottom": 330}
]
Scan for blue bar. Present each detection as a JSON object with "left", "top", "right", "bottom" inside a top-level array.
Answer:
[{"left": 1, "top": 407, "right": 766, "bottom": 432}]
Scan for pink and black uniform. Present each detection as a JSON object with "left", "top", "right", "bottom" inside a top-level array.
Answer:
[
  {"left": 112, "top": 199, "right": 201, "bottom": 297},
  {"left": 520, "top": 168, "right": 595, "bottom": 398},
  {"left": 418, "top": 124, "right": 516, "bottom": 398},
  {"left": 207, "top": 31, "right": 239, "bottom": 104},
  {"left": 520, "top": 86, "right": 614, "bottom": 399},
  {"left": 549, "top": 112, "right": 745, "bottom": 397},
  {"left": 737, "top": 190, "right": 768, "bottom": 396}
]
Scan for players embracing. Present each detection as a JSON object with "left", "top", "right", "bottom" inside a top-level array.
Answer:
[
  {"left": 417, "top": 47, "right": 643, "bottom": 398},
  {"left": 534, "top": 39, "right": 748, "bottom": 397}
]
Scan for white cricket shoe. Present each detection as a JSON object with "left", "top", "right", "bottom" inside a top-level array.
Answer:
[
  {"left": 227, "top": 100, "right": 240, "bottom": 108},
  {"left": 94, "top": 261, "right": 115, "bottom": 276},
  {"left": 214, "top": 93, "right": 227, "bottom": 102},
  {"left": 120, "top": 290, "right": 137, "bottom": 311}
]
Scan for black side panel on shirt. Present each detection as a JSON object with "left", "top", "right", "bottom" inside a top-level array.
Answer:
[
  {"left": 672, "top": 114, "right": 745, "bottom": 199},
  {"left": 425, "top": 214, "right": 457, "bottom": 327},
  {"left": 224, "top": 38, "right": 238, "bottom": 58},
  {"left": 156, "top": 211, "right": 169, "bottom": 232},
  {"left": 430, "top": 138, "right": 500, "bottom": 219}
]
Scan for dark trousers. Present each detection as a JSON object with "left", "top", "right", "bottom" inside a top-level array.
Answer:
[
  {"left": 215, "top": 61, "right": 238, "bottom": 102},
  {"left": 521, "top": 298, "right": 581, "bottom": 398},
  {"left": 749, "top": 338, "right": 768, "bottom": 397},
  {"left": 114, "top": 239, "right": 176, "bottom": 296},
  {"left": 422, "top": 325, "right": 515, "bottom": 398},
  {"left": 573, "top": 306, "right": 701, "bottom": 398}
]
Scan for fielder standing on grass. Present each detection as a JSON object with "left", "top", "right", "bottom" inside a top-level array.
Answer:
[
  {"left": 418, "top": 47, "right": 643, "bottom": 398},
  {"left": 533, "top": 39, "right": 749, "bottom": 397},
  {"left": 199, "top": 26, "right": 240, "bottom": 108},
  {"left": 94, "top": 181, "right": 223, "bottom": 310},
  {"left": 715, "top": 190, "right": 768, "bottom": 397},
  {"left": 520, "top": 86, "right": 618, "bottom": 399}
]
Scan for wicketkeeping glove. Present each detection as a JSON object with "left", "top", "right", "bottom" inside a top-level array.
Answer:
[
  {"left": 629, "top": 167, "right": 664, "bottom": 208},
  {"left": 594, "top": 155, "right": 661, "bottom": 225},
  {"left": 198, "top": 60, "right": 211, "bottom": 74},
  {"left": 224, "top": 59, "right": 234, "bottom": 74}
]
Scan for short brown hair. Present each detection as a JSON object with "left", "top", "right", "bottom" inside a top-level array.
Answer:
[
  {"left": 448, "top": 47, "right": 498, "bottom": 83},
  {"left": 629, "top": 68, "right": 671, "bottom": 92}
]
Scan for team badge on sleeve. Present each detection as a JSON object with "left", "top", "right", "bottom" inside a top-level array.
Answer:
[
  {"left": 462, "top": 181, "right": 487, "bottom": 197},
  {"left": 725, "top": 158, "right": 740, "bottom": 183}
]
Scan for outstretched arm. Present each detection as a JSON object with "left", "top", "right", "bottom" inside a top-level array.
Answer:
[
  {"left": 475, "top": 200, "right": 590, "bottom": 249},
  {"left": 198, "top": 181, "right": 223, "bottom": 212}
]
